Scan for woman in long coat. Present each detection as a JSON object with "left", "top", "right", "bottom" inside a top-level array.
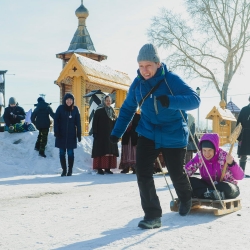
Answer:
[
  {"left": 54, "top": 93, "right": 82, "bottom": 177},
  {"left": 237, "top": 96, "right": 250, "bottom": 176},
  {"left": 91, "top": 95, "right": 119, "bottom": 175}
]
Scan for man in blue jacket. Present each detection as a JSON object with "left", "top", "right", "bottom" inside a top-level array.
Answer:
[{"left": 110, "top": 44, "right": 200, "bottom": 229}]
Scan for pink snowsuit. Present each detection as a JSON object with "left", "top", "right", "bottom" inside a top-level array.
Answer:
[{"left": 185, "top": 133, "right": 244, "bottom": 185}]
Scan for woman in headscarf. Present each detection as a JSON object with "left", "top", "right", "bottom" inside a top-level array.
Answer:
[{"left": 91, "top": 95, "right": 119, "bottom": 174}]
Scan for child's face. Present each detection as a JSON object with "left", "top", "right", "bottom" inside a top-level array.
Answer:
[{"left": 202, "top": 148, "right": 215, "bottom": 160}]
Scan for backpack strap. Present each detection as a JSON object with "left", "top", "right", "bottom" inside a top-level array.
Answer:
[{"left": 138, "top": 80, "right": 162, "bottom": 108}]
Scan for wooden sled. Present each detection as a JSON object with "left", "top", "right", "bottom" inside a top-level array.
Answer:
[
  {"left": 153, "top": 171, "right": 168, "bottom": 176},
  {"left": 170, "top": 198, "right": 242, "bottom": 216}
]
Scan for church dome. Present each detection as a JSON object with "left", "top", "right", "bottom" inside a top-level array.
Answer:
[{"left": 75, "top": 3, "right": 89, "bottom": 18}]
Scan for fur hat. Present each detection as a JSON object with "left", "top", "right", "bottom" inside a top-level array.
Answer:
[
  {"left": 9, "top": 97, "right": 17, "bottom": 105},
  {"left": 137, "top": 43, "right": 160, "bottom": 63}
]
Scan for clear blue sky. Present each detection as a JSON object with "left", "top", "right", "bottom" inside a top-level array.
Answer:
[{"left": 0, "top": 0, "right": 249, "bottom": 127}]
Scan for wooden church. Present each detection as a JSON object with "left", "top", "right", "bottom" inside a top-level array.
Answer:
[{"left": 55, "top": 1, "right": 131, "bottom": 135}]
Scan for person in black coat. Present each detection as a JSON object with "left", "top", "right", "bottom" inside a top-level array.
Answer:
[
  {"left": 3, "top": 97, "right": 26, "bottom": 130},
  {"left": 237, "top": 96, "right": 250, "bottom": 177},
  {"left": 31, "top": 97, "right": 55, "bottom": 158},
  {"left": 185, "top": 113, "right": 199, "bottom": 164},
  {"left": 54, "top": 93, "right": 82, "bottom": 176},
  {"left": 91, "top": 95, "right": 119, "bottom": 175}
]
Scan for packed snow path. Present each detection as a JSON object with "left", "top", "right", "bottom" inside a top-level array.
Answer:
[{"left": 0, "top": 132, "right": 249, "bottom": 249}]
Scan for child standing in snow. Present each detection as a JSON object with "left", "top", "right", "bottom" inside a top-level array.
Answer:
[{"left": 185, "top": 133, "right": 244, "bottom": 200}]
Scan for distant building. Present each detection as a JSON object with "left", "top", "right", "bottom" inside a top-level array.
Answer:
[
  {"left": 227, "top": 98, "right": 241, "bottom": 132},
  {"left": 55, "top": 1, "right": 131, "bottom": 135},
  {"left": 206, "top": 99, "right": 236, "bottom": 146}
]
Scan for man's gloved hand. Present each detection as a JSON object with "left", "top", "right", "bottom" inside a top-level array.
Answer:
[
  {"left": 54, "top": 132, "right": 61, "bottom": 138},
  {"left": 156, "top": 95, "right": 169, "bottom": 107},
  {"left": 110, "top": 135, "right": 119, "bottom": 144},
  {"left": 78, "top": 135, "right": 81, "bottom": 142}
]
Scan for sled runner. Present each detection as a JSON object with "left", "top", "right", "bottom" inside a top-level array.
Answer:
[{"left": 170, "top": 197, "right": 242, "bottom": 216}]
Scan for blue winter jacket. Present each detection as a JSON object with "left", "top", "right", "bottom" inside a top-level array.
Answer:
[{"left": 111, "top": 63, "right": 200, "bottom": 149}]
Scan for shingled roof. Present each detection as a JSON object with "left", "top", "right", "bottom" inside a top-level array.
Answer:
[
  {"left": 227, "top": 99, "right": 241, "bottom": 113},
  {"left": 55, "top": 53, "right": 131, "bottom": 91}
]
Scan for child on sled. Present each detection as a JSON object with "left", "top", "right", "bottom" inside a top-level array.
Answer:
[{"left": 185, "top": 133, "right": 244, "bottom": 200}]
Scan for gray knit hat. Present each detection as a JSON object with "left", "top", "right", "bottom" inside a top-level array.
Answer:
[
  {"left": 137, "top": 43, "right": 160, "bottom": 63},
  {"left": 9, "top": 97, "right": 17, "bottom": 105}
]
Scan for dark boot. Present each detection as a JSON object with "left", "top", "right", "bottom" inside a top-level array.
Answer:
[
  {"left": 105, "top": 169, "right": 113, "bottom": 174},
  {"left": 121, "top": 167, "right": 129, "bottom": 173},
  {"left": 97, "top": 169, "right": 104, "bottom": 175},
  {"left": 67, "top": 158, "right": 74, "bottom": 176},
  {"left": 60, "top": 157, "right": 67, "bottom": 177},
  {"left": 39, "top": 150, "right": 46, "bottom": 158},
  {"left": 204, "top": 189, "right": 225, "bottom": 200},
  {"left": 239, "top": 160, "right": 246, "bottom": 172},
  {"left": 179, "top": 199, "right": 192, "bottom": 216},
  {"left": 132, "top": 167, "right": 136, "bottom": 174},
  {"left": 34, "top": 141, "right": 40, "bottom": 151},
  {"left": 138, "top": 217, "right": 161, "bottom": 229}
]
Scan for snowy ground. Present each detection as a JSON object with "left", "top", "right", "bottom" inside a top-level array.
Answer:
[{"left": 0, "top": 131, "right": 250, "bottom": 250}]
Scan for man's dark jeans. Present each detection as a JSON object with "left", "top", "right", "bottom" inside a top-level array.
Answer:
[{"left": 136, "top": 136, "right": 192, "bottom": 219}]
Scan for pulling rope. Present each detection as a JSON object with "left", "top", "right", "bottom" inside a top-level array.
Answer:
[
  {"left": 220, "top": 123, "right": 242, "bottom": 181},
  {"left": 156, "top": 157, "right": 175, "bottom": 201},
  {"left": 163, "top": 78, "right": 225, "bottom": 209}
]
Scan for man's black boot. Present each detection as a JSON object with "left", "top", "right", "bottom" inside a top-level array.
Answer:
[
  {"left": 138, "top": 217, "right": 161, "bottom": 229},
  {"left": 179, "top": 199, "right": 192, "bottom": 216}
]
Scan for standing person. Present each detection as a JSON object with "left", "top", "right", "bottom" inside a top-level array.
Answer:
[
  {"left": 119, "top": 112, "right": 140, "bottom": 174},
  {"left": 91, "top": 95, "right": 119, "bottom": 175},
  {"left": 54, "top": 93, "right": 81, "bottom": 177},
  {"left": 185, "top": 133, "right": 244, "bottom": 199},
  {"left": 3, "top": 97, "right": 26, "bottom": 130},
  {"left": 236, "top": 96, "right": 250, "bottom": 177},
  {"left": 110, "top": 43, "right": 200, "bottom": 229},
  {"left": 31, "top": 97, "right": 55, "bottom": 158},
  {"left": 185, "top": 113, "right": 199, "bottom": 164}
]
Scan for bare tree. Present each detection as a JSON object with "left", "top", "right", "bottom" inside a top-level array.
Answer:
[{"left": 148, "top": 0, "right": 250, "bottom": 102}]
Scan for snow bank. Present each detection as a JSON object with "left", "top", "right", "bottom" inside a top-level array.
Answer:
[{"left": 0, "top": 131, "right": 97, "bottom": 177}]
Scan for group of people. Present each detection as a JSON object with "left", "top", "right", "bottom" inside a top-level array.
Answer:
[
  {"left": 1, "top": 43, "right": 249, "bottom": 230},
  {"left": 109, "top": 43, "right": 247, "bottom": 229},
  {"left": 2, "top": 93, "right": 81, "bottom": 177}
]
